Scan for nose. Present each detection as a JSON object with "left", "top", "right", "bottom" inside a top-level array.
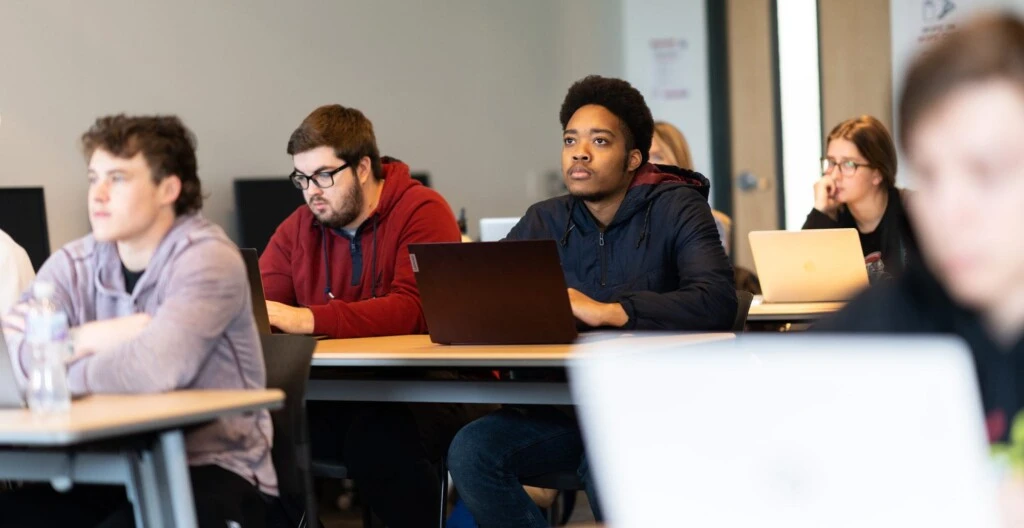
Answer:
[
  {"left": 572, "top": 146, "right": 591, "bottom": 163},
  {"left": 305, "top": 184, "right": 323, "bottom": 199},
  {"left": 91, "top": 178, "right": 110, "bottom": 203}
]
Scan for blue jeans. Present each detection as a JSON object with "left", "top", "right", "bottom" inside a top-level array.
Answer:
[{"left": 448, "top": 406, "right": 602, "bottom": 528}]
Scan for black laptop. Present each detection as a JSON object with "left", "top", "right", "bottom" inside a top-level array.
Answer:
[
  {"left": 240, "top": 248, "right": 272, "bottom": 335},
  {"left": 408, "top": 240, "right": 578, "bottom": 345}
]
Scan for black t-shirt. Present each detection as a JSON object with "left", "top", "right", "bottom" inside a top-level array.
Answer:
[
  {"left": 859, "top": 228, "right": 882, "bottom": 258},
  {"left": 122, "top": 264, "right": 144, "bottom": 294}
]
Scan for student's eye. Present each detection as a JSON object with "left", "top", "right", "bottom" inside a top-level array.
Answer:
[
  {"left": 594, "top": 138, "right": 609, "bottom": 146},
  {"left": 111, "top": 175, "right": 125, "bottom": 183},
  {"left": 87, "top": 175, "right": 97, "bottom": 185},
  {"left": 563, "top": 137, "right": 575, "bottom": 146}
]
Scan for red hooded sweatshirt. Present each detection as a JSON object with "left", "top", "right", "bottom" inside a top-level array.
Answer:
[{"left": 259, "top": 158, "right": 460, "bottom": 338}]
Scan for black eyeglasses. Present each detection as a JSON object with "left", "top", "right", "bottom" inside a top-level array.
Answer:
[
  {"left": 289, "top": 162, "right": 350, "bottom": 190},
  {"left": 821, "top": 157, "right": 872, "bottom": 177}
]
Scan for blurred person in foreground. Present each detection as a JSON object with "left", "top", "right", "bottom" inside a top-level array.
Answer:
[{"left": 814, "top": 12, "right": 1024, "bottom": 525}]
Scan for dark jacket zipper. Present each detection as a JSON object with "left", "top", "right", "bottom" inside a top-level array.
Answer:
[{"left": 599, "top": 231, "right": 607, "bottom": 286}]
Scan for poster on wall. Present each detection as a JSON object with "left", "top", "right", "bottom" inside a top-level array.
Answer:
[
  {"left": 891, "top": 0, "right": 1024, "bottom": 182},
  {"left": 649, "top": 37, "right": 691, "bottom": 101}
]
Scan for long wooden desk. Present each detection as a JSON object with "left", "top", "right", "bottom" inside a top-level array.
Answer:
[
  {"left": 0, "top": 389, "right": 283, "bottom": 528},
  {"left": 309, "top": 333, "right": 733, "bottom": 405}
]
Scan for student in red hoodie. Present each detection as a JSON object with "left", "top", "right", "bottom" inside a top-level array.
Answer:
[{"left": 260, "top": 104, "right": 472, "bottom": 526}]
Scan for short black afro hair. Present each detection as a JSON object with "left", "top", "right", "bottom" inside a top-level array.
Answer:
[{"left": 559, "top": 75, "right": 655, "bottom": 167}]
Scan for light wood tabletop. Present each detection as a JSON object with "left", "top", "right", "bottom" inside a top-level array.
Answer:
[
  {"left": 0, "top": 389, "right": 283, "bottom": 446},
  {"left": 312, "top": 332, "right": 736, "bottom": 368}
]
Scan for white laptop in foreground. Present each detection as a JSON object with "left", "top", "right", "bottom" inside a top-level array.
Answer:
[
  {"left": 749, "top": 229, "right": 868, "bottom": 303},
  {"left": 571, "top": 335, "right": 1000, "bottom": 528},
  {"left": 479, "top": 217, "right": 520, "bottom": 242}
]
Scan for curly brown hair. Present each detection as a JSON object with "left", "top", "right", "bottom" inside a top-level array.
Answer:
[{"left": 81, "top": 115, "right": 203, "bottom": 216}]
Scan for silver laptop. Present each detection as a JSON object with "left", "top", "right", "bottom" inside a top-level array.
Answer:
[
  {"left": 571, "top": 335, "right": 999, "bottom": 528},
  {"left": 479, "top": 217, "right": 520, "bottom": 242},
  {"left": 749, "top": 229, "right": 869, "bottom": 303},
  {"left": 0, "top": 321, "right": 27, "bottom": 408}
]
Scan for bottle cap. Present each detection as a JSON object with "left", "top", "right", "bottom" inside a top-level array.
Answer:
[{"left": 32, "top": 281, "right": 55, "bottom": 300}]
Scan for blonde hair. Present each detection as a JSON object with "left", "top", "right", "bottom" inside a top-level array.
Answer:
[{"left": 653, "top": 121, "right": 694, "bottom": 170}]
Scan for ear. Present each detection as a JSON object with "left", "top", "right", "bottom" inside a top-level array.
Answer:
[
  {"left": 357, "top": 156, "right": 373, "bottom": 185},
  {"left": 872, "top": 170, "right": 883, "bottom": 186},
  {"left": 158, "top": 175, "right": 182, "bottom": 208},
  {"left": 627, "top": 149, "right": 643, "bottom": 173}
]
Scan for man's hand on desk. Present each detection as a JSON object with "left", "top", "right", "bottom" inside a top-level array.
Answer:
[
  {"left": 567, "top": 288, "right": 628, "bottom": 328},
  {"left": 71, "top": 313, "right": 152, "bottom": 359},
  {"left": 266, "top": 301, "right": 314, "bottom": 334}
]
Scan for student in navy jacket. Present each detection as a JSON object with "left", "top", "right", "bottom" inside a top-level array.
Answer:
[{"left": 447, "top": 76, "right": 736, "bottom": 527}]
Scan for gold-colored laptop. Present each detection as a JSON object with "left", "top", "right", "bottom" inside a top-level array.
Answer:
[{"left": 749, "top": 229, "right": 869, "bottom": 303}]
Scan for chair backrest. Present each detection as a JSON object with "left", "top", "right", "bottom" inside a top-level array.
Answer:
[
  {"left": 733, "top": 290, "right": 754, "bottom": 332},
  {"left": 261, "top": 334, "right": 318, "bottom": 527},
  {"left": 711, "top": 209, "right": 733, "bottom": 256}
]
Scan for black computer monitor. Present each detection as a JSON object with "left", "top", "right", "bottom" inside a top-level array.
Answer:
[
  {"left": 0, "top": 188, "right": 50, "bottom": 271},
  {"left": 234, "top": 178, "right": 306, "bottom": 254},
  {"left": 411, "top": 172, "right": 431, "bottom": 188}
]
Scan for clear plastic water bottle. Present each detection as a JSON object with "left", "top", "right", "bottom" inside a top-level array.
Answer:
[{"left": 25, "top": 281, "right": 71, "bottom": 415}]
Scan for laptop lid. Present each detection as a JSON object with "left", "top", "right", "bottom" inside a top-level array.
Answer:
[
  {"left": 571, "top": 335, "right": 999, "bottom": 528},
  {"left": 240, "top": 248, "right": 272, "bottom": 335},
  {"left": 0, "top": 321, "right": 27, "bottom": 408},
  {"left": 749, "top": 229, "right": 869, "bottom": 303},
  {"left": 408, "top": 240, "right": 577, "bottom": 345}
]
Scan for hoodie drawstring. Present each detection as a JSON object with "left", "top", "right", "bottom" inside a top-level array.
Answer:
[
  {"left": 321, "top": 227, "right": 335, "bottom": 299},
  {"left": 560, "top": 200, "right": 577, "bottom": 247},
  {"left": 636, "top": 202, "right": 653, "bottom": 248}
]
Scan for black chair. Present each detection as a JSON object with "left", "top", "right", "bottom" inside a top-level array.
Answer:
[
  {"left": 520, "top": 472, "right": 583, "bottom": 526},
  {"left": 262, "top": 334, "right": 319, "bottom": 528},
  {"left": 733, "top": 290, "right": 755, "bottom": 332}
]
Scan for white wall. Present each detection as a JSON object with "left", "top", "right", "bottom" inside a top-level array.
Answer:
[{"left": 0, "top": 0, "right": 623, "bottom": 248}]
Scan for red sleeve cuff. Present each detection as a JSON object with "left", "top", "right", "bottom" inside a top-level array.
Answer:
[{"left": 308, "top": 303, "right": 343, "bottom": 338}]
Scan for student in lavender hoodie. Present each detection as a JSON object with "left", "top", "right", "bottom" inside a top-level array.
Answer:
[{"left": 0, "top": 115, "right": 275, "bottom": 528}]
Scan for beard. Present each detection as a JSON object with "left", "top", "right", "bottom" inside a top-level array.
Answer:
[{"left": 309, "top": 179, "right": 364, "bottom": 229}]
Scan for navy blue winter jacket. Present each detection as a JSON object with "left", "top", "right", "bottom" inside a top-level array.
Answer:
[{"left": 506, "top": 163, "right": 737, "bottom": 330}]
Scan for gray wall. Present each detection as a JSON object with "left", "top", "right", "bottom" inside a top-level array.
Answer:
[{"left": 0, "top": 0, "right": 622, "bottom": 248}]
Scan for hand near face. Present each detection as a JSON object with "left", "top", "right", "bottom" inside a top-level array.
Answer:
[
  {"left": 567, "top": 288, "right": 628, "bottom": 328},
  {"left": 813, "top": 174, "right": 840, "bottom": 217},
  {"left": 266, "top": 301, "right": 315, "bottom": 335}
]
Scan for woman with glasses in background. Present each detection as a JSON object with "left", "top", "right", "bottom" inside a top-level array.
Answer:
[{"left": 804, "top": 115, "right": 912, "bottom": 280}]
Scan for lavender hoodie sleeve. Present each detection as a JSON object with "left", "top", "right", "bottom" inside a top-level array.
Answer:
[
  {"left": 65, "top": 241, "right": 248, "bottom": 395},
  {"left": 2, "top": 249, "right": 80, "bottom": 387}
]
